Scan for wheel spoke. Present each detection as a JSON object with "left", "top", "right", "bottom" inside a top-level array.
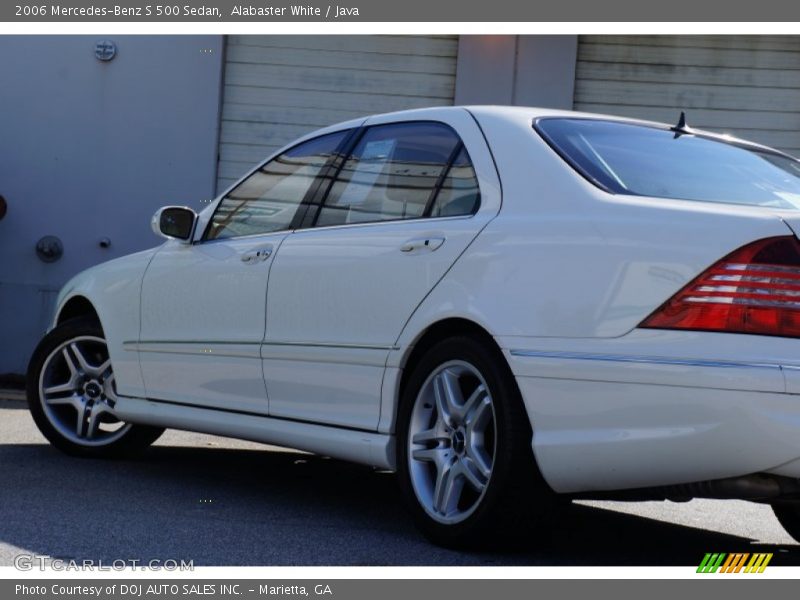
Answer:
[
  {"left": 45, "top": 393, "right": 79, "bottom": 408},
  {"left": 69, "top": 342, "right": 93, "bottom": 373},
  {"left": 459, "top": 384, "right": 487, "bottom": 424},
  {"left": 412, "top": 426, "right": 449, "bottom": 445},
  {"left": 432, "top": 374, "right": 452, "bottom": 426},
  {"left": 103, "top": 374, "right": 118, "bottom": 404},
  {"left": 461, "top": 455, "right": 490, "bottom": 491},
  {"left": 433, "top": 461, "right": 464, "bottom": 516},
  {"left": 440, "top": 369, "right": 464, "bottom": 419},
  {"left": 44, "top": 381, "right": 75, "bottom": 396},
  {"left": 76, "top": 399, "right": 90, "bottom": 437},
  {"left": 468, "top": 443, "right": 493, "bottom": 479},
  {"left": 465, "top": 395, "right": 492, "bottom": 436},
  {"left": 86, "top": 404, "right": 107, "bottom": 439},
  {"left": 96, "top": 358, "right": 112, "bottom": 380},
  {"left": 412, "top": 447, "right": 444, "bottom": 462},
  {"left": 62, "top": 348, "right": 77, "bottom": 376}
]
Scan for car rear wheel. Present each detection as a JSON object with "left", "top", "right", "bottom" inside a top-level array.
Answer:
[
  {"left": 27, "top": 316, "right": 164, "bottom": 457},
  {"left": 397, "top": 335, "right": 557, "bottom": 548}
]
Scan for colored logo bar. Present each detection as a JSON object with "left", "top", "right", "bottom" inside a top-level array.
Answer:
[{"left": 697, "top": 553, "right": 773, "bottom": 573}]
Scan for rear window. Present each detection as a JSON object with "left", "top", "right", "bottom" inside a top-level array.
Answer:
[{"left": 535, "top": 118, "right": 800, "bottom": 209}]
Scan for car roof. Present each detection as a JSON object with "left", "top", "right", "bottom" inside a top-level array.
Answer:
[
  {"left": 306, "top": 105, "right": 793, "bottom": 162},
  {"left": 359, "top": 104, "right": 669, "bottom": 126},
  {"left": 320, "top": 105, "right": 688, "bottom": 137},
  {"left": 376, "top": 105, "right": 794, "bottom": 160}
]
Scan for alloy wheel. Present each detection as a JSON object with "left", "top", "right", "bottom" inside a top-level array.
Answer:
[
  {"left": 38, "top": 335, "right": 131, "bottom": 446},
  {"left": 407, "top": 360, "right": 497, "bottom": 524}
]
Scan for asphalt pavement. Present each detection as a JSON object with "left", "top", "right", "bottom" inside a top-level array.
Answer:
[{"left": 1, "top": 393, "right": 799, "bottom": 566}]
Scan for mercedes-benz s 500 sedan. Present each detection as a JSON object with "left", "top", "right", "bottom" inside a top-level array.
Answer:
[{"left": 27, "top": 106, "right": 800, "bottom": 547}]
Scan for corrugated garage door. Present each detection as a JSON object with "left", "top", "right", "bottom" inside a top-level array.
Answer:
[
  {"left": 216, "top": 35, "right": 459, "bottom": 193},
  {"left": 574, "top": 36, "right": 800, "bottom": 156}
]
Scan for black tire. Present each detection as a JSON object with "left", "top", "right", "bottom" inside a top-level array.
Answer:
[
  {"left": 27, "top": 316, "right": 164, "bottom": 458},
  {"left": 396, "top": 335, "right": 558, "bottom": 549},
  {"left": 772, "top": 502, "right": 800, "bottom": 543}
]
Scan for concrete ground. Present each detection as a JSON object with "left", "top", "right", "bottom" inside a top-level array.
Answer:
[{"left": 1, "top": 392, "right": 798, "bottom": 566}]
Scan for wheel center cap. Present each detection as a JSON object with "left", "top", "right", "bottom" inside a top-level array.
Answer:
[
  {"left": 84, "top": 381, "right": 102, "bottom": 399},
  {"left": 452, "top": 430, "right": 466, "bottom": 455}
]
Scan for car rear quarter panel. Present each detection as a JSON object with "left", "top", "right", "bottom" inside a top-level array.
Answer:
[
  {"left": 391, "top": 109, "right": 800, "bottom": 492},
  {"left": 402, "top": 108, "right": 795, "bottom": 341}
]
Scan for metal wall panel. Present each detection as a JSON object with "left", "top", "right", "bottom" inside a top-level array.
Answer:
[
  {"left": 574, "top": 35, "right": 800, "bottom": 156},
  {"left": 217, "top": 35, "right": 458, "bottom": 191}
]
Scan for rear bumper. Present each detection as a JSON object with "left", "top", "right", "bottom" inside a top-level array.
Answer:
[{"left": 500, "top": 329, "right": 800, "bottom": 494}]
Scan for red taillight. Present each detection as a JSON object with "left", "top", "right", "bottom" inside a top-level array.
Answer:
[{"left": 641, "top": 236, "right": 800, "bottom": 337}]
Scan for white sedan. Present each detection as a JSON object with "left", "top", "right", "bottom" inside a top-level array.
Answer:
[{"left": 26, "top": 106, "right": 800, "bottom": 548}]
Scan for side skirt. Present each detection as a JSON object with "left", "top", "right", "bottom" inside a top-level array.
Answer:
[{"left": 114, "top": 395, "right": 396, "bottom": 470}]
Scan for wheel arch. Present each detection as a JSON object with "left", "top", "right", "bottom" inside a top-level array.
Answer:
[
  {"left": 393, "top": 317, "right": 513, "bottom": 427},
  {"left": 56, "top": 295, "right": 102, "bottom": 328}
]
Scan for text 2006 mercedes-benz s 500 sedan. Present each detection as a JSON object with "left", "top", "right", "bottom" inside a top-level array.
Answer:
[{"left": 26, "top": 106, "right": 800, "bottom": 548}]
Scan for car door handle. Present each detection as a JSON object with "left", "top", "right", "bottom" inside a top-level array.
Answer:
[
  {"left": 241, "top": 245, "right": 273, "bottom": 264},
  {"left": 400, "top": 236, "right": 446, "bottom": 253}
]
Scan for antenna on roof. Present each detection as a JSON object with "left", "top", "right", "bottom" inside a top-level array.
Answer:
[{"left": 671, "top": 111, "right": 694, "bottom": 139}]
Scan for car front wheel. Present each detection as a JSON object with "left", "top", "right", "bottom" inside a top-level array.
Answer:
[
  {"left": 27, "top": 316, "right": 163, "bottom": 457},
  {"left": 397, "top": 335, "right": 557, "bottom": 548}
]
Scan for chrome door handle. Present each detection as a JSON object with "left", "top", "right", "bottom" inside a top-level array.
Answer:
[
  {"left": 241, "top": 245, "right": 273, "bottom": 263},
  {"left": 400, "top": 236, "right": 446, "bottom": 253}
]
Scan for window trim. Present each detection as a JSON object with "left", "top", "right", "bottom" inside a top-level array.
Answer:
[
  {"left": 532, "top": 116, "right": 800, "bottom": 197},
  {"left": 423, "top": 141, "right": 470, "bottom": 218},
  {"left": 199, "top": 128, "right": 356, "bottom": 243},
  {"left": 303, "top": 119, "right": 482, "bottom": 231},
  {"left": 200, "top": 119, "right": 484, "bottom": 243},
  {"left": 297, "top": 126, "right": 366, "bottom": 230},
  {"left": 294, "top": 213, "right": 478, "bottom": 235}
]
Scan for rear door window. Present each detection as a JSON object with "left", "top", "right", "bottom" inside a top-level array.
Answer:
[{"left": 314, "top": 122, "right": 480, "bottom": 227}]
